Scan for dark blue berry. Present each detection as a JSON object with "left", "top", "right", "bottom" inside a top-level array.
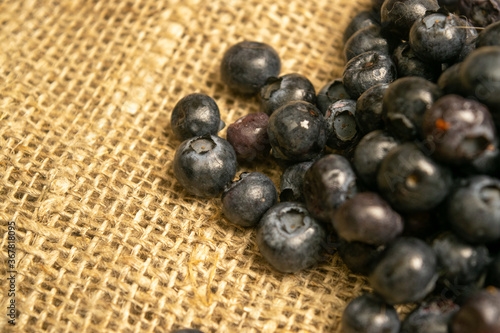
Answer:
[
  {"left": 457, "top": 18, "right": 479, "bottom": 62},
  {"left": 432, "top": 232, "right": 491, "bottom": 287},
  {"left": 353, "top": 130, "right": 399, "bottom": 189},
  {"left": 343, "top": 10, "right": 380, "bottom": 43},
  {"left": 355, "top": 83, "right": 389, "bottom": 135},
  {"left": 170, "top": 93, "right": 225, "bottom": 141},
  {"left": 400, "top": 298, "right": 459, "bottom": 333},
  {"left": 438, "top": 62, "right": 468, "bottom": 95},
  {"left": 341, "top": 294, "right": 401, "bottom": 333},
  {"left": 392, "top": 41, "right": 441, "bottom": 81},
  {"left": 258, "top": 73, "right": 316, "bottom": 115},
  {"left": 369, "top": 237, "right": 438, "bottom": 304},
  {"left": 221, "top": 172, "right": 278, "bottom": 227},
  {"left": 279, "top": 160, "right": 315, "bottom": 202},
  {"left": 267, "top": 101, "right": 327, "bottom": 161},
  {"left": 381, "top": 0, "right": 440, "bottom": 39},
  {"left": 460, "top": 138, "right": 500, "bottom": 177},
  {"left": 460, "top": 46, "right": 500, "bottom": 121},
  {"left": 458, "top": 0, "right": 500, "bottom": 27},
  {"left": 220, "top": 41, "right": 281, "bottom": 95},
  {"left": 344, "top": 25, "right": 391, "bottom": 61},
  {"left": 409, "top": 12, "right": 467, "bottom": 64},
  {"left": 447, "top": 176, "right": 500, "bottom": 244},
  {"left": 173, "top": 135, "right": 237, "bottom": 198},
  {"left": 377, "top": 143, "right": 452, "bottom": 213},
  {"left": 477, "top": 20, "right": 500, "bottom": 48},
  {"left": 337, "top": 239, "right": 384, "bottom": 276},
  {"left": 422, "top": 94, "right": 496, "bottom": 165},
  {"left": 316, "top": 79, "right": 351, "bottom": 115},
  {"left": 451, "top": 288, "right": 500, "bottom": 333},
  {"left": 256, "top": 202, "right": 327, "bottom": 273},
  {"left": 343, "top": 51, "right": 397, "bottom": 100},
  {"left": 324, "top": 99, "right": 360, "bottom": 151},
  {"left": 226, "top": 112, "right": 270, "bottom": 162},
  {"left": 333, "top": 192, "right": 404, "bottom": 246},
  {"left": 383, "top": 77, "right": 443, "bottom": 141},
  {"left": 303, "top": 154, "right": 358, "bottom": 222}
]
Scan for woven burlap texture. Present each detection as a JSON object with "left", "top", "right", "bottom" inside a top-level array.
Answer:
[{"left": 0, "top": 0, "right": 386, "bottom": 332}]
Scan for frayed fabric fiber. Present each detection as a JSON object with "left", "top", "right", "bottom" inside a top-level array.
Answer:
[{"left": 0, "top": 0, "right": 377, "bottom": 332}]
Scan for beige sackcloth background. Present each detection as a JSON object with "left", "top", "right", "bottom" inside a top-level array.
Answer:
[{"left": 0, "top": 0, "right": 409, "bottom": 332}]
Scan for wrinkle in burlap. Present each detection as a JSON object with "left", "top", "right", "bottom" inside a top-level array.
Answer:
[{"left": 0, "top": 0, "right": 389, "bottom": 332}]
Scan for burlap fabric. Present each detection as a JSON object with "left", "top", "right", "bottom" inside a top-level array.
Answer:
[{"left": 0, "top": 0, "right": 392, "bottom": 331}]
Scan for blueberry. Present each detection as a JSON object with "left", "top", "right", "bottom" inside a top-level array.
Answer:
[
  {"left": 333, "top": 192, "right": 404, "bottom": 246},
  {"left": 343, "top": 51, "right": 397, "bottom": 100},
  {"left": 355, "top": 83, "right": 389, "bottom": 135},
  {"left": 409, "top": 12, "right": 467, "bottom": 64},
  {"left": 456, "top": 18, "right": 479, "bottom": 62},
  {"left": 221, "top": 172, "right": 278, "bottom": 227},
  {"left": 392, "top": 41, "right": 441, "bottom": 81},
  {"left": 170, "top": 93, "right": 225, "bottom": 141},
  {"left": 256, "top": 202, "right": 327, "bottom": 273},
  {"left": 477, "top": 20, "right": 500, "bottom": 48},
  {"left": 324, "top": 99, "right": 360, "bottom": 152},
  {"left": 447, "top": 176, "right": 500, "bottom": 244},
  {"left": 337, "top": 239, "right": 384, "bottom": 276},
  {"left": 451, "top": 288, "right": 500, "bottom": 333},
  {"left": 316, "top": 79, "right": 351, "bottom": 115},
  {"left": 220, "top": 41, "right": 281, "bottom": 95},
  {"left": 460, "top": 46, "right": 500, "bottom": 121},
  {"left": 343, "top": 10, "right": 380, "bottom": 43},
  {"left": 303, "top": 154, "right": 358, "bottom": 222},
  {"left": 460, "top": 138, "right": 500, "bottom": 177},
  {"left": 369, "top": 237, "right": 438, "bottom": 304},
  {"left": 381, "top": 0, "right": 440, "bottom": 39},
  {"left": 341, "top": 294, "right": 401, "bottom": 333},
  {"left": 343, "top": 25, "right": 392, "bottom": 62},
  {"left": 226, "top": 112, "right": 271, "bottom": 162},
  {"left": 422, "top": 94, "right": 497, "bottom": 165},
  {"left": 382, "top": 77, "right": 443, "bottom": 141},
  {"left": 173, "top": 134, "right": 237, "bottom": 198},
  {"left": 438, "top": 62, "right": 468, "bottom": 95},
  {"left": 353, "top": 130, "right": 399, "bottom": 188},
  {"left": 267, "top": 101, "right": 327, "bottom": 161},
  {"left": 457, "top": 0, "right": 500, "bottom": 27},
  {"left": 432, "top": 232, "right": 491, "bottom": 287},
  {"left": 377, "top": 143, "right": 453, "bottom": 213},
  {"left": 486, "top": 254, "right": 500, "bottom": 288},
  {"left": 258, "top": 73, "right": 316, "bottom": 115},
  {"left": 279, "top": 160, "right": 315, "bottom": 202},
  {"left": 400, "top": 298, "right": 460, "bottom": 333}
]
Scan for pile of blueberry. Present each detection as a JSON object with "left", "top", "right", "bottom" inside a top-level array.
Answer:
[{"left": 170, "top": 0, "right": 500, "bottom": 331}]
